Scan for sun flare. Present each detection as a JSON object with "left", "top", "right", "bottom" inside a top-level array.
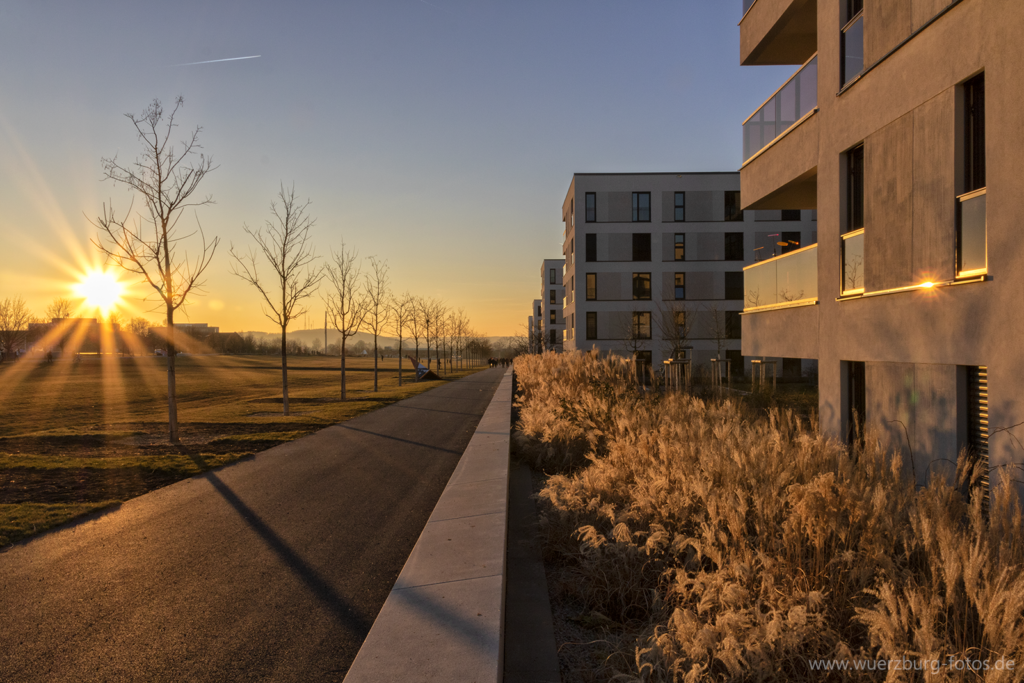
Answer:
[{"left": 74, "top": 270, "right": 125, "bottom": 317}]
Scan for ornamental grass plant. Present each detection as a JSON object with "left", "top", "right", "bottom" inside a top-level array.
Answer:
[{"left": 515, "top": 351, "right": 1024, "bottom": 682}]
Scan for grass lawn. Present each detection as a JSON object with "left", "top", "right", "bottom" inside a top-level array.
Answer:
[{"left": 0, "top": 353, "right": 485, "bottom": 547}]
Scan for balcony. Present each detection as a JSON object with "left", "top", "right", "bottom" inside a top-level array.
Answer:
[
  {"left": 743, "top": 244, "right": 817, "bottom": 311},
  {"left": 743, "top": 55, "right": 816, "bottom": 162},
  {"left": 740, "top": 0, "right": 817, "bottom": 66},
  {"left": 841, "top": 230, "right": 864, "bottom": 295}
]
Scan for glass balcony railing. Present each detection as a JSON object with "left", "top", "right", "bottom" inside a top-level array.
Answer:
[
  {"left": 957, "top": 189, "right": 987, "bottom": 277},
  {"left": 841, "top": 230, "right": 864, "bottom": 294},
  {"left": 743, "top": 244, "right": 817, "bottom": 310},
  {"left": 743, "top": 54, "right": 817, "bottom": 161}
]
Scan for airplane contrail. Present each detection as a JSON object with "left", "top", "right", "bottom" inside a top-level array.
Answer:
[{"left": 171, "top": 55, "right": 261, "bottom": 67}]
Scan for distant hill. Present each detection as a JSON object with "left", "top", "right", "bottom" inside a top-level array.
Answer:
[{"left": 234, "top": 328, "right": 519, "bottom": 351}]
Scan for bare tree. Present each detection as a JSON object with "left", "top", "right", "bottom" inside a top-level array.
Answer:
[
  {"left": 421, "top": 297, "right": 443, "bottom": 370},
  {"left": 390, "top": 293, "right": 415, "bottom": 386},
  {"left": 703, "top": 303, "right": 730, "bottom": 360},
  {"left": 658, "top": 301, "right": 693, "bottom": 360},
  {"left": 618, "top": 307, "right": 652, "bottom": 359},
  {"left": 323, "top": 242, "right": 368, "bottom": 400},
  {"left": 0, "top": 297, "right": 32, "bottom": 359},
  {"left": 230, "top": 184, "right": 324, "bottom": 415},
  {"left": 407, "top": 295, "right": 425, "bottom": 365},
  {"left": 362, "top": 257, "right": 391, "bottom": 391},
  {"left": 45, "top": 297, "right": 73, "bottom": 321},
  {"left": 91, "top": 96, "right": 219, "bottom": 443}
]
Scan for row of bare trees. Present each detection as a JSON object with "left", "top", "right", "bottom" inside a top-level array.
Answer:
[{"left": 81, "top": 95, "right": 486, "bottom": 439}]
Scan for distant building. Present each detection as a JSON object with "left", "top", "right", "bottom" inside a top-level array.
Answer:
[
  {"left": 540, "top": 259, "right": 565, "bottom": 352},
  {"left": 560, "top": 172, "right": 817, "bottom": 376},
  {"left": 26, "top": 318, "right": 122, "bottom": 355}
]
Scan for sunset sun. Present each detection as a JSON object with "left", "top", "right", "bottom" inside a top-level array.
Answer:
[{"left": 74, "top": 269, "right": 125, "bottom": 317}]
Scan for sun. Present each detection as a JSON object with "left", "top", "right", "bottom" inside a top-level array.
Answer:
[{"left": 74, "top": 270, "right": 125, "bottom": 317}]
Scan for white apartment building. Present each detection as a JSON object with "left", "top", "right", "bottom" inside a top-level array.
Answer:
[{"left": 561, "top": 172, "right": 817, "bottom": 374}]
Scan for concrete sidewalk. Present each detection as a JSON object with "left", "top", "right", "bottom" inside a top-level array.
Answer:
[{"left": 0, "top": 367, "right": 505, "bottom": 682}]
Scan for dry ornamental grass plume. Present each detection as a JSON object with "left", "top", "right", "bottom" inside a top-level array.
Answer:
[{"left": 514, "top": 351, "right": 1024, "bottom": 682}]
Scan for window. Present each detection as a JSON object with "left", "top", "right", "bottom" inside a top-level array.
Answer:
[
  {"left": 632, "top": 192, "right": 651, "bottom": 222},
  {"left": 570, "top": 314, "right": 574, "bottom": 339},
  {"left": 586, "top": 273, "right": 596, "bottom": 300},
  {"left": 569, "top": 276, "right": 574, "bottom": 302},
  {"left": 549, "top": 268, "right": 556, "bottom": 285},
  {"left": 674, "top": 273, "right": 685, "bottom": 300},
  {"left": 674, "top": 193, "right": 685, "bottom": 221},
  {"left": 847, "top": 145, "right": 864, "bottom": 231},
  {"left": 674, "top": 234, "right": 685, "bottom": 261},
  {"left": 549, "top": 310, "right": 556, "bottom": 325},
  {"left": 570, "top": 238, "right": 574, "bottom": 265},
  {"left": 673, "top": 309, "right": 686, "bottom": 331},
  {"left": 846, "top": 361, "right": 866, "bottom": 447},
  {"left": 782, "top": 210, "right": 801, "bottom": 221},
  {"left": 726, "top": 311, "right": 741, "bottom": 339},
  {"left": 841, "top": 0, "right": 864, "bottom": 87},
  {"left": 958, "top": 73, "right": 987, "bottom": 277},
  {"left": 725, "top": 233, "right": 744, "bottom": 261},
  {"left": 724, "top": 191, "right": 744, "bottom": 222},
  {"left": 781, "top": 231, "right": 801, "bottom": 254},
  {"left": 725, "top": 272, "right": 743, "bottom": 300},
  {"left": 585, "top": 193, "right": 596, "bottom": 222},
  {"left": 632, "top": 233, "right": 651, "bottom": 261},
  {"left": 632, "top": 273, "right": 651, "bottom": 300},
  {"left": 632, "top": 312, "right": 651, "bottom": 339},
  {"left": 586, "top": 312, "right": 597, "bottom": 339},
  {"left": 570, "top": 199, "right": 574, "bottom": 228},
  {"left": 843, "top": 145, "right": 865, "bottom": 294},
  {"left": 586, "top": 234, "right": 597, "bottom": 262},
  {"left": 549, "top": 289, "right": 556, "bottom": 304},
  {"left": 636, "top": 350, "right": 652, "bottom": 365},
  {"left": 549, "top": 330, "right": 557, "bottom": 346}
]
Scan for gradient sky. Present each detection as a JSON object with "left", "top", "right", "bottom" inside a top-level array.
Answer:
[{"left": 0, "top": 0, "right": 793, "bottom": 336}]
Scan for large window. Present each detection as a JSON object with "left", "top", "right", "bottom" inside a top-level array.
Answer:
[
  {"left": 549, "top": 310, "right": 556, "bottom": 325},
  {"left": 586, "top": 312, "right": 597, "bottom": 340},
  {"left": 725, "top": 272, "right": 744, "bottom": 300},
  {"left": 725, "top": 233, "right": 744, "bottom": 261},
  {"left": 959, "top": 73, "right": 986, "bottom": 277},
  {"left": 843, "top": 144, "right": 865, "bottom": 294},
  {"left": 674, "top": 193, "right": 685, "bottom": 221},
  {"left": 585, "top": 192, "right": 596, "bottom": 222},
  {"left": 841, "top": 0, "right": 864, "bottom": 87},
  {"left": 632, "top": 312, "right": 652, "bottom": 339},
  {"left": 586, "top": 273, "right": 596, "bottom": 300},
  {"left": 632, "top": 233, "right": 651, "bottom": 261},
  {"left": 549, "top": 268, "right": 556, "bottom": 284},
  {"left": 725, "top": 191, "right": 743, "bottom": 222},
  {"left": 726, "top": 311, "right": 741, "bottom": 339},
  {"left": 674, "top": 273, "right": 685, "bottom": 300},
  {"left": 585, "top": 233, "right": 596, "bottom": 262},
  {"left": 632, "top": 192, "right": 651, "bottom": 222},
  {"left": 632, "top": 273, "right": 651, "bottom": 300},
  {"left": 549, "top": 289, "right": 556, "bottom": 304},
  {"left": 674, "top": 234, "right": 685, "bottom": 261}
]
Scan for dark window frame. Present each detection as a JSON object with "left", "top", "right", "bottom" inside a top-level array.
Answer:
[
  {"left": 585, "top": 192, "right": 597, "bottom": 222},
  {"left": 724, "top": 191, "right": 744, "bottom": 222},
  {"left": 632, "top": 272, "right": 652, "bottom": 301},
  {"left": 549, "top": 289, "right": 556, "bottom": 304},
  {"left": 585, "top": 233, "right": 597, "bottom": 262},
  {"left": 725, "top": 233, "right": 744, "bottom": 261},
  {"left": 586, "top": 311, "right": 597, "bottom": 340},
  {"left": 674, "top": 273, "right": 685, "bottom": 300},
  {"left": 586, "top": 273, "right": 596, "bottom": 300},
  {"left": 841, "top": 2, "right": 865, "bottom": 87},
  {"left": 632, "top": 311, "right": 652, "bottom": 340},
  {"left": 674, "top": 192, "right": 685, "bottom": 222},
  {"left": 846, "top": 145, "right": 865, "bottom": 232},
  {"left": 632, "top": 233, "right": 652, "bottom": 262},
  {"left": 964, "top": 73, "right": 986, "bottom": 193},
  {"left": 725, "top": 272, "right": 744, "bottom": 300},
  {"left": 674, "top": 233, "right": 685, "bottom": 261},
  {"left": 632, "top": 192, "right": 651, "bottom": 222}
]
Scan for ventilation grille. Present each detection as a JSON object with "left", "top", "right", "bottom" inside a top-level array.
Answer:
[{"left": 967, "top": 365, "right": 989, "bottom": 513}]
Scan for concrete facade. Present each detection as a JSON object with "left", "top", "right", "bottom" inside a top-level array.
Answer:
[
  {"left": 540, "top": 259, "right": 565, "bottom": 352},
  {"left": 562, "top": 172, "right": 817, "bottom": 373},
  {"left": 738, "top": 0, "right": 1023, "bottom": 490}
]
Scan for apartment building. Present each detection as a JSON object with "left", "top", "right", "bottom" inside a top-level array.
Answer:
[
  {"left": 561, "top": 172, "right": 817, "bottom": 371},
  {"left": 540, "top": 259, "right": 566, "bottom": 352},
  {"left": 737, "top": 0, "right": 1022, "bottom": 492},
  {"left": 528, "top": 299, "right": 542, "bottom": 354}
]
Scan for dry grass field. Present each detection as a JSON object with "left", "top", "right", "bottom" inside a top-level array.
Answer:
[
  {"left": 0, "top": 353, "right": 483, "bottom": 547},
  {"left": 515, "top": 352, "right": 1024, "bottom": 682}
]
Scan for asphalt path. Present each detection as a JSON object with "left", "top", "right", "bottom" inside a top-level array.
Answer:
[{"left": 0, "top": 366, "right": 506, "bottom": 682}]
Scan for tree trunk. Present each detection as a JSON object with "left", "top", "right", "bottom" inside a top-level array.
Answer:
[
  {"left": 397, "top": 337, "right": 403, "bottom": 386},
  {"left": 341, "top": 338, "right": 347, "bottom": 400},
  {"left": 166, "top": 301, "right": 179, "bottom": 443},
  {"left": 373, "top": 333, "right": 379, "bottom": 392},
  {"left": 281, "top": 325, "right": 290, "bottom": 415}
]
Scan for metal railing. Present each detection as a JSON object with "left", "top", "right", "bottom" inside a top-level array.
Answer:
[
  {"left": 743, "top": 244, "right": 817, "bottom": 310},
  {"left": 743, "top": 54, "right": 817, "bottom": 161}
]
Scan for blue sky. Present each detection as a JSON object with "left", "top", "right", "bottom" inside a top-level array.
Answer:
[{"left": 0, "top": 0, "right": 793, "bottom": 335}]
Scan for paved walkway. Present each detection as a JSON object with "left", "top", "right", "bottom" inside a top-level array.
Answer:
[{"left": 0, "top": 367, "right": 505, "bottom": 682}]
